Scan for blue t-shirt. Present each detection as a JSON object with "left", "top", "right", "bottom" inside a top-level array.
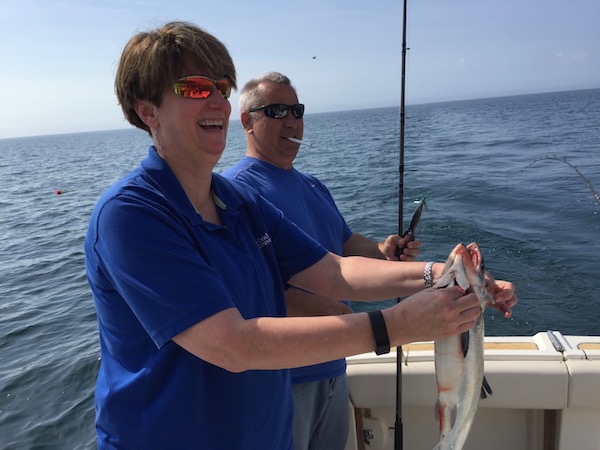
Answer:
[
  {"left": 85, "top": 147, "right": 328, "bottom": 449},
  {"left": 222, "top": 156, "right": 352, "bottom": 384}
]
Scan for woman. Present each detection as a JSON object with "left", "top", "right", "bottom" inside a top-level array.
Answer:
[{"left": 84, "top": 21, "right": 517, "bottom": 449}]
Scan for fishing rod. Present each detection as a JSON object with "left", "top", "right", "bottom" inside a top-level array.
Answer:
[
  {"left": 395, "top": 0, "right": 409, "bottom": 449},
  {"left": 526, "top": 155, "right": 600, "bottom": 204}
]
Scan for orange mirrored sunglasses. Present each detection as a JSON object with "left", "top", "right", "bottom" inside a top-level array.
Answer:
[{"left": 173, "top": 76, "right": 232, "bottom": 99}]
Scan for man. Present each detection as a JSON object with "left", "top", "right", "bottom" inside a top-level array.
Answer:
[{"left": 222, "top": 72, "right": 422, "bottom": 449}]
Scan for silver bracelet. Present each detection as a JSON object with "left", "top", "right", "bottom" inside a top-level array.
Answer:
[{"left": 424, "top": 261, "right": 434, "bottom": 288}]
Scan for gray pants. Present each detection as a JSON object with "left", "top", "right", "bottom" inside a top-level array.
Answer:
[{"left": 292, "top": 373, "right": 349, "bottom": 450}]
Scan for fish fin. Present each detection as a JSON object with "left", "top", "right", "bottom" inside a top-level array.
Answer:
[
  {"left": 460, "top": 330, "right": 469, "bottom": 358},
  {"left": 434, "top": 400, "right": 453, "bottom": 436},
  {"left": 435, "top": 268, "right": 457, "bottom": 288},
  {"left": 480, "top": 376, "right": 493, "bottom": 399},
  {"left": 484, "top": 280, "right": 497, "bottom": 305},
  {"left": 434, "top": 399, "right": 444, "bottom": 427},
  {"left": 454, "top": 266, "right": 471, "bottom": 291}
]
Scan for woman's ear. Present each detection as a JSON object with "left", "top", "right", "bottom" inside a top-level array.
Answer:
[{"left": 134, "top": 99, "right": 159, "bottom": 130}]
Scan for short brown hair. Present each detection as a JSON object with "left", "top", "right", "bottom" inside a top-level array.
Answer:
[
  {"left": 239, "top": 72, "right": 294, "bottom": 114},
  {"left": 115, "top": 21, "right": 237, "bottom": 133}
]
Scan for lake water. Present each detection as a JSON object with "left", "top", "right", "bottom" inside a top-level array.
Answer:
[{"left": 1, "top": 88, "right": 599, "bottom": 448}]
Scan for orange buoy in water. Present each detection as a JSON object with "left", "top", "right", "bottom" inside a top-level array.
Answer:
[{"left": 55, "top": 189, "right": 63, "bottom": 195}]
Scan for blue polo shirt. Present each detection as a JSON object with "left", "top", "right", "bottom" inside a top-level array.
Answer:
[
  {"left": 222, "top": 156, "right": 352, "bottom": 384},
  {"left": 85, "top": 147, "right": 328, "bottom": 449}
]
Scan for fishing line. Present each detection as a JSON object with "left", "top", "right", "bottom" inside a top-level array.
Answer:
[{"left": 525, "top": 155, "right": 600, "bottom": 204}]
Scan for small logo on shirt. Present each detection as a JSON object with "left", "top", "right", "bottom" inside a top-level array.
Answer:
[{"left": 256, "top": 233, "right": 272, "bottom": 249}]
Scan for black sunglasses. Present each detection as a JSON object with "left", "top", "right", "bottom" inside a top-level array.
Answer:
[{"left": 248, "top": 103, "right": 305, "bottom": 119}]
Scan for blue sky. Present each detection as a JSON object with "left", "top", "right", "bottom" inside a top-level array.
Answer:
[{"left": 1, "top": 0, "right": 598, "bottom": 139}]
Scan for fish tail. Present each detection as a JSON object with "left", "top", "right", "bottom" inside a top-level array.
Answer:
[{"left": 480, "top": 375, "right": 493, "bottom": 399}]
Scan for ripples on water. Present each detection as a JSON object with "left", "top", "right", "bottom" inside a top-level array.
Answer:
[
  {"left": 1, "top": 89, "right": 599, "bottom": 447},
  {"left": 0, "top": 132, "right": 146, "bottom": 448}
]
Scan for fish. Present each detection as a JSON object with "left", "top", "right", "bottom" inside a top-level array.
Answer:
[
  {"left": 432, "top": 242, "right": 495, "bottom": 450},
  {"left": 396, "top": 198, "right": 427, "bottom": 259},
  {"left": 403, "top": 198, "right": 426, "bottom": 241}
]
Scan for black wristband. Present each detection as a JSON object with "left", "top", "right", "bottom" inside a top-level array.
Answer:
[{"left": 367, "top": 310, "right": 390, "bottom": 355}]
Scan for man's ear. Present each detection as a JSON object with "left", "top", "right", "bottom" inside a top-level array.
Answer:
[
  {"left": 134, "top": 99, "right": 159, "bottom": 130},
  {"left": 241, "top": 111, "right": 254, "bottom": 133}
]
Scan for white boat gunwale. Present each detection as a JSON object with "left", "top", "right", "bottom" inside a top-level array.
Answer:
[{"left": 344, "top": 331, "right": 600, "bottom": 450}]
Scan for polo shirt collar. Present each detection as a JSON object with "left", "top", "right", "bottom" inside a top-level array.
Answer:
[{"left": 140, "top": 146, "right": 241, "bottom": 227}]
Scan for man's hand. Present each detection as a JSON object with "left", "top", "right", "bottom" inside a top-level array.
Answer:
[{"left": 380, "top": 234, "right": 422, "bottom": 261}]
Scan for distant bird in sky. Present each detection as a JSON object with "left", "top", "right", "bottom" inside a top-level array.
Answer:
[{"left": 312, "top": 56, "right": 317, "bottom": 59}]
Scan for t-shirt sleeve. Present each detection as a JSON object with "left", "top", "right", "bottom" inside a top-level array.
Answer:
[
  {"left": 249, "top": 190, "right": 329, "bottom": 284},
  {"left": 309, "top": 175, "right": 353, "bottom": 243},
  {"left": 89, "top": 193, "right": 235, "bottom": 348}
]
